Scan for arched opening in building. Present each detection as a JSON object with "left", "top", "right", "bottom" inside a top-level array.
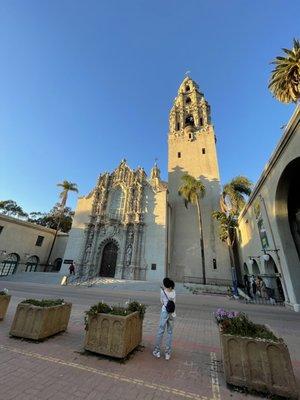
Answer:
[
  {"left": 25, "top": 255, "right": 39, "bottom": 272},
  {"left": 186, "top": 97, "right": 191, "bottom": 104},
  {"left": 264, "top": 255, "right": 285, "bottom": 301},
  {"left": 185, "top": 85, "right": 190, "bottom": 92},
  {"left": 243, "top": 263, "right": 249, "bottom": 275},
  {"left": 276, "top": 157, "right": 300, "bottom": 301},
  {"left": 53, "top": 258, "right": 63, "bottom": 272},
  {"left": 185, "top": 115, "right": 194, "bottom": 127},
  {"left": 0, "top": 253, "right": 20, "bottom": 276},
  {"left": 99, "top": 241, "right": 118, "bottom": 277},
  {"left": 251, "top": 259, "right": 260, "bottom": 275}
]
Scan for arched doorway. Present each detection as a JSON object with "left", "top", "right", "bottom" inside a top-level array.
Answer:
[
  {"left": 276, "top": 157, "right": 300, "bottom": 302},
  {"left": 243, "top": 263, "right": 249, "bottom": 275},
  {"left": 264, "top": 256, "right": 285, "bottom": 301},
  {"left": 26, "top": 255, "right": 39, "bottom": 272},
  {"left": 53, "top": 258, "right": 62, "bottom": 272},
  {"left": 0, "top": 253, "right": 19, "bottom": 276},
  {"left": 99, "top": 241, "right": 118, "bottom": 277},
  {"left": 251, "top": 259, "right": 260, "bottom": 276}
]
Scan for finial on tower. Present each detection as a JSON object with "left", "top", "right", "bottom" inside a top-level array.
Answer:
[{"left": 150, "top": 159, "right": 161, "bottom": 180}]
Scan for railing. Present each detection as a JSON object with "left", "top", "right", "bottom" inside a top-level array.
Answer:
[{"left": 183, "top": 276, "right": 232, "bottom": 286}]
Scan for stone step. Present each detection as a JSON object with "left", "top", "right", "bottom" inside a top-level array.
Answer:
[{"left": 67, "top": 276, "right": 188, "bottom": 293}]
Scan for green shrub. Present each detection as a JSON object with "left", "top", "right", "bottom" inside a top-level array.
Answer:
[
  {"left": 85, "top": 300, "right": 146, "bottom": 329},
  {"left": 21, "top": 299, "right": 65, "bottom": 307},
  {"left": 127, "top": 301, "right": 146, "bottom": 319},
  {"left": 220, "top": 313, "right": 279, "bottom": 342}
]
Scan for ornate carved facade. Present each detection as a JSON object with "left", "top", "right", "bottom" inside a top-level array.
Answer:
[{"left": 63, "top": 159, "right": 168, "bottom": 280}]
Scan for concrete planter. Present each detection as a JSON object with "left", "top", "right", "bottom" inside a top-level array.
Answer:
[
  {"left": 220, "top": 332, "right": 298, "bottom": 399},
  {"left": 84, "top": 311, "right": 142, "bottom": 358},
  {"left": 10, "top": 302, "right": 72, "bottom": 340},
  {"left": 0, "top": 294, "right": 11, "bottom": 320}
]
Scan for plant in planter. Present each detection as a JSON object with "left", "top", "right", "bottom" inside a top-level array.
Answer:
[
  {"left": 84, "top": 300, "right": 146, "bottom": 358},
  {"left": 0, "top": 288, "right": 11, "bottom": 321},
  {"left": 10, "top": 298, "right": 72, "bottom": 340},
  {"left": 214, "top": 308, "right": 298, "bottom": 399}
]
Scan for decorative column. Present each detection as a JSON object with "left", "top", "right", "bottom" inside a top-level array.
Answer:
[{"left": 122, "top": 224, "right": 134, "bottom": 279}]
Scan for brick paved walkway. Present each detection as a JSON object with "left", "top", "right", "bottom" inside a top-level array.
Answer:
[{"left": 0, "top": 283, "right": 299, "bottom": 400}]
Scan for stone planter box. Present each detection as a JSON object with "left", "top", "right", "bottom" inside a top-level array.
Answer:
[
  {"left": 84, "top": 311, "right": 142, "bottom": 358},
  {"left": 0, "top": 295, "right": 11, "bottom": 320},
  {"left": 10, "top": 302, "right": 72, "bottom": 340},
  {"left": 220, "top": 332, "right": 298, "bottom": 399}
]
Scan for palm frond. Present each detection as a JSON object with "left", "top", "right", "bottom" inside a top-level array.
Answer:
[{"left": 269, "top": 38, "right": 300, "bottom": 103}]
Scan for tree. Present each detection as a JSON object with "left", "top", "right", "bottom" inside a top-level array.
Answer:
[
  {"left": 45, "top": 180, "right": 78, "bottom": 268},
  {"left": 0, "top": 200, "right": 28, "bottom": 218},
  {"left": 212, "top": 176, "right": 252, "bottom": 287},
  {"left": 268, "top": 38, "right": 300, "bottom": 103},
  {"left": 221, "top": 176, "right": 252, "bottom": 215},
  {"left": 57, "top": 181, "right": 79, "bottom": 208},
  {"left": 28, "top": 205, "right": 74, "bottom": 233},
  {"left": 178, "top": 174, "right": 206, "bottom": 284}
]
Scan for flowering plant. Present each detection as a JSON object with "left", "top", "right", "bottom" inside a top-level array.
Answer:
[
  {"left": 214, "top": 308, "right": 239, "bottom": 324},
  {"left": 214, "top": 308, "right": 279, "bottom": 341}
]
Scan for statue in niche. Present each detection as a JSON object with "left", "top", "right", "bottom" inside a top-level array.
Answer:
[
  {"left": 128, "top": 229, "right": 134, "bottom": 242},
  {"left": 83, "top": 244, "right": 92, "bottom": 264},
  {"left": 88, "top": 225, "right": 95, "bottom": 240},
  {"left": 125, "top": 244, "right": 132, "bottom": 266}
]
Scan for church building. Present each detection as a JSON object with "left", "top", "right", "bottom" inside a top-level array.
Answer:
[{"left": 61, "top": 77, "right": 231, "bottom": 283}]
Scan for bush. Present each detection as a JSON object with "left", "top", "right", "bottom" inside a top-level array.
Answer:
[
  {"left": 85, "top": 300, "right": 146, "bottom": 328},
  {"left": 215, "top": 308, "right": 279, "bottom": 342},
  {"left": 21, "top": 299, "right": 65, "bottom": 307}
]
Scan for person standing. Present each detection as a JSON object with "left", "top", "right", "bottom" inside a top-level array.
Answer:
[
  {"left": 258, "top": 276, "right": 268, "bottom": 299},
  {"left": 69, "top": 262, "right": 75, "bottom": 275},
  {"left": 250, "top": 275, "right": 257, "bottom": 298},
  {"left": 153, "top": 278, "right": 176, "bottom": 360},
  {"left": 243, "top": 274, "right": 251, "bottom": 298}
]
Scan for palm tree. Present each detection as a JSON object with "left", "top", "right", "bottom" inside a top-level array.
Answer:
[
  {"left": 268, "top": 38, "right": 300, "bottom": 103},
  {"left": 178, "top": 174, "right": 206, "bottom": 284},
  {"left": 46, "top": 181, "right": 78, "bottom": 269},
  {"left": 212, "top": 176, "right": 252, "bottom": 285},
  {"left": 57, "top": 181, "right": 79, "bottom": 208},
  {"left": 221, "top": 176, "right": 252, "bottom": 215}
]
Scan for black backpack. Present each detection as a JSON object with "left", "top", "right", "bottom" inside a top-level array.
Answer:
[{"left": 162, "top": 288, "right": 175, "bottom": 314}]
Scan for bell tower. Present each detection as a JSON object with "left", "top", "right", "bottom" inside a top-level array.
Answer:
[{"left": 167, "top": 76, "right": 231, "bottom": 283}]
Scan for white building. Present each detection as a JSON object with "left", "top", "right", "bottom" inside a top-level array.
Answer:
[{"left": 0, "top": 214, "right": 68, "bottom": 275}]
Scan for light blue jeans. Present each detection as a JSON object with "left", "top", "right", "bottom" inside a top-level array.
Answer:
[{"left": 154, "top": 309, "right": 174, "bottom": 355}]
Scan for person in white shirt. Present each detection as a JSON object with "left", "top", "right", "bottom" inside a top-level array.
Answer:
[{"left": 153, "top": 277, "right": 176, "bottom": 360}]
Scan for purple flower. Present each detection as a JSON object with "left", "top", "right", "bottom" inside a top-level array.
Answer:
[{"left": 214, "top": 308, "right": 239, "bottom": 324}]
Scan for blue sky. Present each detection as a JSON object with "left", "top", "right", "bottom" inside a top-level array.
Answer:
[{"left": 0, "top": 0, "right": 299, "bottom": 213}]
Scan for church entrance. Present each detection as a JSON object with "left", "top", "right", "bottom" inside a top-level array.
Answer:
[{"left": 99, "top": 242, "right": 118, "bottom": 277}]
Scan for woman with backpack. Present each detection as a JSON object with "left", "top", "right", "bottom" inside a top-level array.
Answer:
[{"left": 153, "top": 277, "right": 176, "bottom": 360}]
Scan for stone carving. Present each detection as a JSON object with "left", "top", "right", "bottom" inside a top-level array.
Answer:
[
  {"left": 82, "top": 160, "right": 147, "bottom": 278},
  {"left": 125, "top": 244, "right": 132, "bottom": 266},
  {"left": 83, "top": 244, "right": 92, "bottom": 264}
]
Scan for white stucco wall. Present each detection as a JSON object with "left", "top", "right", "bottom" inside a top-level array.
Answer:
[
  {"left": 143, "top": 185, "right": 167, "bottom": 281},
  {"left": 0, "top": 214, "right": 68, "bottom": 272},
  {"left": 238, "top": 106, "right": 300, "bottom": 311},
  {"left": 60, "top": 193, "right": 95, "bottom": 275}
]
